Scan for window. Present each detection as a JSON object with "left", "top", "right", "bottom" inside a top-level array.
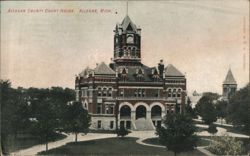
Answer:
[
  {"left": 108, "top": 88, "right": 112, "bottom": 97},
  {"left": 142, "top": 89, "right": 145, "bottom": 97},
  {"left": 110, "top": 121, "right": 114, "bottom": 129},
  {"left": 168, "top": 89, "right": 172, "bottom": 97},
  {"left": 177, "top": 93, "right": 181, "bottom": 97},
  {"left": 98, "top": 88, "right": 102, "bottom": 96},
  {"left": 134, "top": 91, "right": 137, "bottom": 97},
  {"left": 97, "top": 120, "right": 101, "bottom": 129},
  {"left": 120, "top": 89, "right": 124, "bottom": 97},
  {"left": 105, "top": 105, "right": 114, "bottom": 114},
  {"left": 110, "top": 106, "right": 114, "bottom": 114},
  {"left": 126, "top": 121, "right": 131, "bottom": 129},
  {"left": 103, "top": 88, "right": 107, "bottom": 96},
  {"left": 97, "top": 103, "right": 102, "bottom": 114},
  {"left": 155, "top": 90, "right": 160, "bottom": 97}
]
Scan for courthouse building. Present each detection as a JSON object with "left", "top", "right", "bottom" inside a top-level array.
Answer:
[{"left": 75, "top": 15, "right": 187, "bottom": 130}]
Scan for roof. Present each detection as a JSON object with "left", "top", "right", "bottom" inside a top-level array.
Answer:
[
  {"left": 94, "top": 62, "right": 115, "bottom": 75},
  {"left": 116, "top": 64, "right": 163, "bottom": 82},
  {"left": 165, "top": 64, "right": 184, "bottom": 77},
  {"left": 79, "top": 66, "right": 92, "bottom": 77},
  {"left": 223, "top": 69, "right": 237, "bottom": 84},
  {"left": 120, "top": 15, "right": 137, "bottom": 31}
]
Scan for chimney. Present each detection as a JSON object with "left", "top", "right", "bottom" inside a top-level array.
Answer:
[{"left": 158, "top": 59, "right": 164, "bottom": 78}]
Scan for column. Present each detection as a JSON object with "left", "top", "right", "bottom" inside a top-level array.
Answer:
[
  {"left": 146, "top": 111, "right": 151, "bottom": 120},
  {"left": 131, "top": 111, "right": 136, "bottom": 121}
]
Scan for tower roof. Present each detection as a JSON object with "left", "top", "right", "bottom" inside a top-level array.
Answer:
[
  {"left": 120, "top": 15, "right": 137, "bottom": 31},
  {"left": 223, "top": 69, "right": 237, "bottom": 84},
  {"left": 165, "top": 64, "right": 184, "bottom": 77},
  {"left": 94, "top": 62, "right": 115, "bottom": 75}
]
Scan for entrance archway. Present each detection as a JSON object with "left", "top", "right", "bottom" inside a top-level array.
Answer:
[
  {"left": 151, "top": 105, "right": 162, "bottom": 118},
  {"left": 136, "top": 105, "right": 146, "bottom": 119},
  {"left": 120, "top": 105, "right": 131, "bottom": 118}
]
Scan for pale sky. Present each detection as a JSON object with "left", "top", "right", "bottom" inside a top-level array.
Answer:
[{"left": 1, "top": 1, "right": 249, "bottom": 95}]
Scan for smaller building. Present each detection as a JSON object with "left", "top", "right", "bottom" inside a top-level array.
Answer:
[{"left": 222, "top": 68, "right": 237, "bottom": 101}]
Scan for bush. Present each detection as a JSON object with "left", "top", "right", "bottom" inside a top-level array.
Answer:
[
  {"left": 117, "top": 126, "right": 130, "bottom": 138},
  {"left": 208, "top": 135, "right": 244, "bottom": 155},
  {"left": 207, "top": 124, "right": 217, "bottom": 135}
]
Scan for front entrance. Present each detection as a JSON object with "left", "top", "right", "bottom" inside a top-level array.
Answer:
[
  {"left": 120, "top": 105, "right": 131, "bottom": 119},
  {"left": 151, "top": 105, "right": 162, "bottom": 118},
  {"left": 136, "top": 105, "right": 146, "bottom": 119}
]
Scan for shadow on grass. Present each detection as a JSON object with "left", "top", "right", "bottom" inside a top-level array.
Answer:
[
  {"left": 2, "top": 132, "right": 67, "bottom": 154},
  {"left": 38, "top": 137, "right": 205, "bottom": 156},
  {"left": 142, "top": 137, "right": 211, "bottom": 147}
]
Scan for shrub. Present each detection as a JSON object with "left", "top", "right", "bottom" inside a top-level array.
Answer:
[{"left": 208, "top": 135, "right": 244, "bottom": 155}]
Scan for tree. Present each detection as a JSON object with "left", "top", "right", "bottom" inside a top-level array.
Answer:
[
  {"left": 63, "top": 101, "right": 91, "bottom": 142},
  {"left": 117, "top": 126, "right": 130, "bottom": 138},
  {"left": 226, "top": 83, "right": 250, "bottom": 135},
  {"left": 156, "top": 113, "right": 197, "bottom": 156},
  {"left": 215, "top": 100, "right": 227, "bottom": 124},
  {"left": 208, "top": 135, "right": 244, "bottom": 155},
  {"left": 30, "top": 99, "right": 59, "bottom": 151},
  {"left": 1, "top": 80, "right": 15, "bottom": 154},
  {"left": 207, "top": 124, "right": 217, "bottom": 135},
  {"left": 195, "top": 93, "right": 218, "bottom": 124},
  {"left": 185, "top": 97, "right": 197, "bottom": 118}
]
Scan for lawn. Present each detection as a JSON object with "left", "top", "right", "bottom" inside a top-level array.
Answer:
[
  {"left": 2, "top": 132, "right": 66, "bottom": 154},
  {"left": 39, "top": 137, "right": 205, "bottom": 156},
  {"left": 143, "top": 137, "right": 211, "bottom": 147}
]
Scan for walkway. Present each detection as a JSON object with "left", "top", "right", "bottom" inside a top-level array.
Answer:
[{"left": 11, "top": 122, "right": 250, "bottom": 156}]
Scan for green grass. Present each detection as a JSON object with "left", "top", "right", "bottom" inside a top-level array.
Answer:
[
  {"left": 38, "top": 137, "right": 205, "bottom": 156},
  {"left": 143, "top": 137, "right": 211, "bottom": 147},
  {"left": 2, "top": 132, "right": 66, "bottom": 153}
]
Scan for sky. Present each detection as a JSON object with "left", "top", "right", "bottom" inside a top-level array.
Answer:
[{"left": 1, "top": 0, "right": 249, "bottom": 94}]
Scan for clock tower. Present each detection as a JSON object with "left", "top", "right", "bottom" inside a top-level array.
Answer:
[{"left": 113, "top": 15, "right": 141, "bottom": 65}]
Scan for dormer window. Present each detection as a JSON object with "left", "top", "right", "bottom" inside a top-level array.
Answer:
[
  {"left": 152, "top": 68, "right": 159, "bottom": 82},
  {"left": 120, "top": 68, "right": 128, "bottom": 81},
  {"left": 136, "top": 68, "right": 144, "bottom": 81}
]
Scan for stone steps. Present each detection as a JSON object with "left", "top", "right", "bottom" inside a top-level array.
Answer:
[{"left": 134, "top": 118, "right": 155, "bottom": 131}]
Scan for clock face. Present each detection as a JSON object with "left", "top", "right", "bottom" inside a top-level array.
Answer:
[{"left": 126, "top": 34, "right": 134, "bottom": 44}]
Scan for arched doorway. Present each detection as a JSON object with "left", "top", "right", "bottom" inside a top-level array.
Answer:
[
  {"left": 120, "top": 105, "right": 131, "bottom": 119},
  {"left": 136, "top": 105, "right": 146, "bottom": 119},
  {"left": 151, "top": 105, "right": 162, "bottom": 118}
]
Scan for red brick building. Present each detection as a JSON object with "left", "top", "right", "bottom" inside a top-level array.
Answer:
[{"left": 75, "top": 15, "right": 187, "bottom": 130}]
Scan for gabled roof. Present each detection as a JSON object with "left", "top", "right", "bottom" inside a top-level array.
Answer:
[
  {"left": 165, "top": 64, "right": 184, "bottom": 77},
  {"left": 121, "top": 15, "right": 137, "bottom": 31},
  {"left": 94, "top": 62, "right": 115, "bottom": 75},
  {"left": 223, "top": 69, "right": 237, "bottom": 84}
]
